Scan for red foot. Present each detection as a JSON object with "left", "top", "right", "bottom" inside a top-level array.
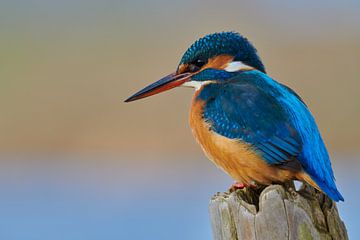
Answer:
[
  {"left": 230, "top": 181, "right": 258, "bottom": 191},
  {"left": 232, "top": 182, "right": 247, "bottom": 189}
]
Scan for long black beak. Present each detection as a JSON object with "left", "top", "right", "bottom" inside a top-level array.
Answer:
[{"left": 124, "top": 72, "right": 191, "bottom": 102}]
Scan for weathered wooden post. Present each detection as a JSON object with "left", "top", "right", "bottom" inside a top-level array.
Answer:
[{"left": 209, "top": 183, "right": 347, "bottom": 240}]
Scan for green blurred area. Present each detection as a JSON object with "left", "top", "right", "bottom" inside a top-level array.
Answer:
[{"left": 1, "top": 0, "right": 360, "bottom": 156}]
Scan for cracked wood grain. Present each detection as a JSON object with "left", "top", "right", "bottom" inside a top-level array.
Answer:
[{"left": 209, "top": 183, "right": 347, "bottom": 240}]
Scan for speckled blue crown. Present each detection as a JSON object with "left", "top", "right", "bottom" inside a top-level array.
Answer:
[{"left": 179, "top": 32, "right": 266, "bottom": 73}]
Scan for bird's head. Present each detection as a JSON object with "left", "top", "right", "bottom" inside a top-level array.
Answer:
[{"left": 125, "top": 32, "right": 265, "bottom": 102}]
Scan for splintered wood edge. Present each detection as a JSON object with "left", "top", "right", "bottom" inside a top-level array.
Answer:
[{"left": 209, "top": 184, "right": 348, "bottom": 240}]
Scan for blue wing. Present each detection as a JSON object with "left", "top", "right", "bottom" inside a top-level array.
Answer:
[
  {"left": 199, "top": 70, "right": 344, "bottom": 201},
  {"left": 202, "top": 80, "right": 302, "bottom": 169}
]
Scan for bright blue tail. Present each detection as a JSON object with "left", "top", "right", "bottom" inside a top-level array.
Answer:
[{"left": 310, "top": 174, "right": 344, "bottom": 202}]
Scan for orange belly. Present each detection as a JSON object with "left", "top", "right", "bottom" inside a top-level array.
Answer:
[{"left": 189, "top": 95, "right": 298, "bottom": 185}]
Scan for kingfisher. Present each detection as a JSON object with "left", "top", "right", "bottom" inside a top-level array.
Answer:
[{"left": 125, "top": 32, "right": 344, "bottom": 202}]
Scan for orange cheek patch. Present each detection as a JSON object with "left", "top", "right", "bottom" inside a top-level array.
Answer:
[
  {"left": 177, "top": 64, "right": 188, "bottom": 74},
  {"left": 178, "top": 54, "right": 233, "bottom": 74},
  {"left": 204, "top": 54, "right": 234, "bottom": 70}
]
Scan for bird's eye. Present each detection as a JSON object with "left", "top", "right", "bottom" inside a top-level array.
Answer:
[{"left": 188, "top": 59, "right": 206, "bottom": 72}]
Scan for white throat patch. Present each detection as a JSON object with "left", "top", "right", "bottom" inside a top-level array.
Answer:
[
  {"left": 224, "top": 61, "right": 253, "bottom": 72},
  {"left": 182, "top": 80, "right": 214, "bottom": 90}
]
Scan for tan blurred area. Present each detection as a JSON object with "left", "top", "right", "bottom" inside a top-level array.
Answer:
[{"left": 1, "top": 1, "right": 359, "bottom": 156}]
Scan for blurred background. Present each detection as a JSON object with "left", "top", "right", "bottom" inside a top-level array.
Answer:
[{"left": 1, "top": 0, "right": 359, "bottom": 239}]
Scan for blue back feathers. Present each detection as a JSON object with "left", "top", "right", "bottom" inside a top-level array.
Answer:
[
  {"left": 199, "top": 73, "right": 302, "bottom": 167},
  {"left": 179, "top": 32, "right": 266, "bottom": 73},
  {"left": 197, "top": 70, "right": 344, "bottom": 201}
]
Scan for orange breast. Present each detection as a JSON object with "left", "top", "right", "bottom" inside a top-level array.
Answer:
[{"left": 189, "top": 92, "right": 297, "bottom": 185}]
